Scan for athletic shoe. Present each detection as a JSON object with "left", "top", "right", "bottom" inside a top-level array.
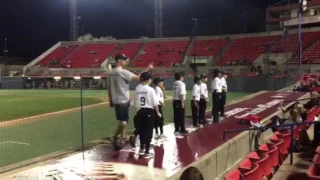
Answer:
[
  {"left": 139, "top": 149, "right": 145, "bottom": 155},
  {"left": 111, "top": 137, "right": 120, "bottom": 150},
  {"left": 180, "top": 130, "right": 189, "bottom": 135},
  {"left": 194, "top": 125, "right": 201, "bottom": 128},
  {"left": 154, "top": 134, "right": 160, "bottom": 140},
  {"left": 143, "top": 153, "right": 154, "bottom": 159},
  {"left": 174, "top": 131, "right": 180, "bottom": 135}
]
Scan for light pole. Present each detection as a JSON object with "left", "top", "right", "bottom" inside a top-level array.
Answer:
[
  {"left": 192, "top": 18, "right": 198, "bottom": 65},
  {"left": 4, "top": 38, "right": 8, "bottom": 76}
]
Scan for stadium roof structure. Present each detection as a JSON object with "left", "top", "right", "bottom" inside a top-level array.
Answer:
[{"left": 266, "top": 0, "right": 320, "bottom": 22}]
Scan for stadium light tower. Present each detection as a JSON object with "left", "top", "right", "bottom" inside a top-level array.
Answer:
[
  {"left": 154, "top": 0, "right": 163, "bottom": 38},
  {"left": 70, "top": 0, "right": 79, "bottom": 41}
]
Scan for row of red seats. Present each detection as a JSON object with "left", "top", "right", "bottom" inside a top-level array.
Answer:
[
  {"left": 37, "top": 45, "right": 78, "bottom": 67},
  {"left": 225, "top": 107, "right": 320, "bottom": 180},
  {"left": 189, "top": 39, "right": 227, "bottom": 57},
  {"left": 218, "top": 35, "right": 281, "bottom": 65}
]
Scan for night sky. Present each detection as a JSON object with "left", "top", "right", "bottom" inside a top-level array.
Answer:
[{"left": 0, "top": 0, "right": 292, "bottom": 61}]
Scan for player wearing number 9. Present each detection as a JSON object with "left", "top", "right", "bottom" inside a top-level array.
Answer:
[{"left": 133, "top": 72, "right": 161, "bottom": 159}]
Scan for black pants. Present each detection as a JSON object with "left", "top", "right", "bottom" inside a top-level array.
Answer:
[
  {"left": 191, "top": 100, "right": 200, "bottom": 126},
  {"left": 199, "top": 98, "right": 207, "bottom": 124},
  {"left": 212, "top": 92, "right": 221, "bottom": 123},
  {"left": 154, "top": 105, "right": 164, "bottom": 135},
  {"left": 220, "top": 91, "right": 227, "bottom": 116},
  {"left": 314, "top": 122, "right": 320, "bottom": 146},
  {"left": 136, "top": 108, "right": 155, "bottom": 153},
  {"left": 133, "top": 115, "right": 139, "bottom": 136},
  {"left": 173, "top": 100, "right": 186, "bottom": 132}
]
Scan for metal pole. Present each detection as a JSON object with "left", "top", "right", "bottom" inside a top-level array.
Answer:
[
  {"left": 244, "top": 10, "right": 248, "bottom": 72},
  {"left": 298, "top": 0, "right": 302, "bottom": 68},
  {"left": 286, "top": 0, "right": 290, "bottom": 71},
  {"left": 80, "top": 74, "right": 84, "bottom": 151},
  {"left": 290, "top": 125, "right": 294, "bottom": 165},
  {"left": 219, "top": 16, "right": 222, "bottom": 69},
  {"left": 267, "top": 25, "right": 270, "bottom": 75},
  {"left": 4, "top": 38, "right": 8, "bottom": 76}
]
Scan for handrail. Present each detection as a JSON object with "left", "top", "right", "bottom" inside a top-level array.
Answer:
[{"left": 223, "top": 120, "right": 320, "bottom": 165}]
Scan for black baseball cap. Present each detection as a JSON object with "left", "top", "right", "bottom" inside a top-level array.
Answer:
[
  {"left": 140, "top": 72, "right": 152, "bottom": 82},
  {"left": 194, "top": 76, "right": 201, "bottom": 83},
  {"left": 153, "top": 77, "right": 164, "bottom": 85},
  {"left": 200, "top": 74, "right": 207, "bottom": 79},
  {"left": 115, "top": 54, "right": 128, "bottom": 61},
  {"left": 174, "top": 72, "right": 184, "bottom": 80}
]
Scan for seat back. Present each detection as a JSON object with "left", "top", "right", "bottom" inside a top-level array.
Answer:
[
  {"left": 224, "top": 169, "right": 242, "bottom": 180},
  {"left": 241, "top": 163, "right": 260, "bottom": 180}
]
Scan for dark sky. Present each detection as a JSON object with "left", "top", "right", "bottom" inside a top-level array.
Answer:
[{"left": 0, "top": 0, "right": 286, "bottom": 60}]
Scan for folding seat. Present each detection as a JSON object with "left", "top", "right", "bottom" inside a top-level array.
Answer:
[
  {"left": 313, "top": 154, "right": 320, "bottom": 164},
  {"left": 238, "top": 163, "right": 261, "bottom": 180},
  {"left": 307, "top": 164, "right": 320, "bottom": 180},
  {"left": 259, "top": 143, "right": 279, "bottom": 169},
  {"left": 270, "top": 134, "right": 288, "bottom": 156},
  {"left": 275, "top": 131, "right": 291, "bottom": 149},
  {"left": 238, "top": 159, "right": 263, "bottom": 180},
  {"left": 246, "top": 151, "right": 272, "bottom": 178},
  {"left": 224, "top": 169, "right": 242, "bottom": 180}
]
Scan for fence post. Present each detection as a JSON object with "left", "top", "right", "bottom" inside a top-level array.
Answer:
[
  {"left": 290, "top": 125, "right": 294, "bottom": 165},
  {"left": 80, "top": 74, "right": 84, "bottom": 152}
]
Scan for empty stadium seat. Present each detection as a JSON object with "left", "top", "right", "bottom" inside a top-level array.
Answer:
[
  {"left": 64, "top": 44, "right": 116, "bottom": 68},
  {"left": 239, "top": 159, "right": 263, "bottom": 180},
  {"left": 37, "top": 45, "right": 78, "bottom": 67},
  {"left": 134, "top": 41, "right": 189, "bottom": 67},
  {"left": 259, "top": 143, "right": 280, "bottom": 168},
  {"left": 270, "top": 134, "right": 288, "bottom": 156},
  {"left": 189, "top": 39, "right": 227, "bottom": 57},
  {"left": 218, "top": 35, "right": 281, "bottom": 65},
  {"left": 246, "top": 152, "right": 272, "bottom": 178},
  {"left": 275, "top": 131, "right": 291, "bottom": 149},
  {"left": 313, "top": 154, "right": 320, "bottom": 164},
  {"left": 115, "top": 42, "right": 143, "bottom": 59},
  {"left": 239, "top": 163, "right": 261, "bottom": 180},
  {"left": 307, "top": 164, "right": 320, "bottom": 180},
  {"left": 224, "top": 169, "right": 243, "bottom": 180}
]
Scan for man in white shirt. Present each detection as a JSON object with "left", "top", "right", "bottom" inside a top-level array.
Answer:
[
  {"left": 220, "top": 71, "right": 228, "bottom": 117},
  {"left": 211, "top": 69, "right": 222, "bottom": 123},
  {"left": 153, "top": 77, "right": 165, "bottom": 138},
  {"left": 199, "top": 74, "right": 209, "bottom": 125},
  {"left": 173, "top": 72, "right": 188, "bottom": 135},
  {"left": 134, "top": 72, "right": 161, "bottom": 159},
  {"left": 191, "top": 76, "right": 202, "bottom": 127}
]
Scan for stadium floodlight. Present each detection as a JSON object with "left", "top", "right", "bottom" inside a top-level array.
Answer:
[
  {"left": 54, "top": 76, "right": 61, "bottom": 80},
  {"left": 93, "top": 76, "right": 101, "bottom": 80},
  {"left": 74, "top": 76, "right": 81, "bottom": 80},
  {"left": 301, "top": 0, "right": 307, "bottom": 11}
]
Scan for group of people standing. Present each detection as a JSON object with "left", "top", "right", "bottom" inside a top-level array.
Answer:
[{"left": 107, "top": 54, "right": 228, "bottom": 159}]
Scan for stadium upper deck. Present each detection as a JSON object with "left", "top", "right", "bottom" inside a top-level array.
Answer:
[{"left": 25, "top": 27, "right": 320, "bottom": 71}]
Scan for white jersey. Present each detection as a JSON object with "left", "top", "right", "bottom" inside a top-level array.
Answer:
[
  {"left": 200, "top": 82, "right": 208, "bottom": 99},
  {"left": 134, "top": 84, "right": 159, "bottom": 111},
  {"left": 220, "top": 77, "right": 227, "bottom": 92},
  {"left": 173, "top": 80, "right": 187, "bottom": 100},
  {"left": 155, "top": 86, "right": 164, "bottom": 104},
  {"left": 192, "top": 84, "right": 201, "bottom": 101},
  {"left": 211, "top": 77, "right": 222, "bottom": 93}
]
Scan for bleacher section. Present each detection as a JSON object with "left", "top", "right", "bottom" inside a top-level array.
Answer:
[
  {"left": 292, "top": 40, "right": 320, "bottom": 64},
  {"left": 218, "top": 35, "right": 281, "bottom": 65},
  {"left": 271, "top": 32, "right": 320, "bottom": 54},
  {"left": 225, "top": 106, "right": 320, "bottom": 180},
  {"left": 36, "top": 45, "right": 78, "bottom": 68},
  {"left": 133, "top": 41, "right": 189, "bottom": 67},
  {"left": 189, "top": 39, "right": 227, "bottom": 57},
  {"left": 115, "top": 42, "right": 143, "bottom": 59},
  {"left": 64, "top": 44, "right": 116, "bottom": 68}
]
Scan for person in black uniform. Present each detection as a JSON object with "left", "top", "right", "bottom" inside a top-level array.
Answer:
[{"left": 211, "top": 70, "right": 222, "bottom": 123}]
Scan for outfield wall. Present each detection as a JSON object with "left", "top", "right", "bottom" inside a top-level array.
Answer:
[{"left": 0, "top": 76, "right": 296, "bottom": 92}]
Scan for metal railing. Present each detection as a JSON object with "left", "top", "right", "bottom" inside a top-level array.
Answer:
[{"left": 223, "top": 120, "right": 319, "bottom": 165}]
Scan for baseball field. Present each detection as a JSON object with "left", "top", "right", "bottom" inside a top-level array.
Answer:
[{"left": 0, "top": 89, "right": 249, "bottom": 169}]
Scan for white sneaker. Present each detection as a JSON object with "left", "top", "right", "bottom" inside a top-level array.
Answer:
[
  {"left": 154, "top": 134, "right": 160, "bottom": 140},
  {"left": 139, "top": 149, "right": 145, "bottom": 155},
  {"left": 143, "top": 153, "right": 154, "bottom": 159}
]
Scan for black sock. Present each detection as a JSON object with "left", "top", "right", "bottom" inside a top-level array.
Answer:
[
  {"left": 145, "top": 142, "right": 150, "bottom": 154},
  {"left": 160, "top": 125, "right": 163, "bottom": 134}
]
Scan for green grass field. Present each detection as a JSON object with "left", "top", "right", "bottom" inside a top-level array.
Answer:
[{"left": 0, "top": 89, "right": 250, "bottom": 168}]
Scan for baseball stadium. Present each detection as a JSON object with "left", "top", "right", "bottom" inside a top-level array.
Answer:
[{"left": 1, "top": 0, "right": 320, "bottom": 180}]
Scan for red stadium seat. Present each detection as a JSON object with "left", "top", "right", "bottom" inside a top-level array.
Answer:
[
  {"left": 238, "top": 159, "right": 263, "bottom": 180},
  {"left": 246, "top": 152, "right": 272, "bottom": 178},
  {"left": 313, "top": 154, "right": 320, "bottom": 164},
  {"left": 270, "top": 134, "right": 288, "bottom": 156},
  {"left": 275, "top": 131, "right": 291, "bottom": 149},
  {"left": 224, "top": 169, "right": 243, "bottom": 180},
  {"left": 259, "top": 143, "right": 279, "bottom": 168},
  {"left": 307, "top": 164, "right": 320, "bottom": 180},
  {"left": 239, "top": 163, "right": 261, "bottom": 180}
]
